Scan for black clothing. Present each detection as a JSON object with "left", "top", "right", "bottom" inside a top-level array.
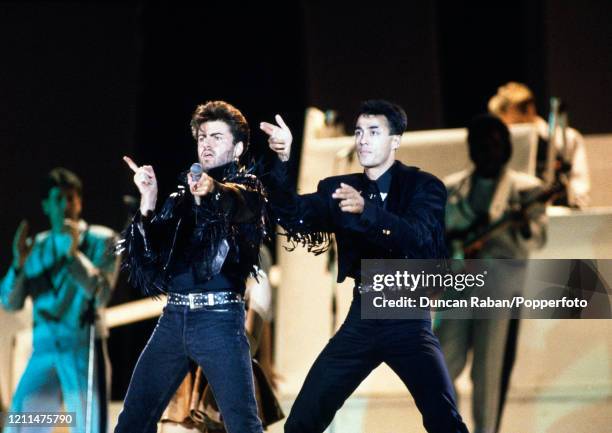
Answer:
[
  {"left": 264, "top": 159, "right": 468, "bottom": 433},
  {"left": 284, "top": 299, "right": 469, "bottom": 433},
  {"left": 120, "top": 162, "right": 267, "bottom": 296},
  {"left": 266, "top": 160, "right": 448, "bottom": 284}
]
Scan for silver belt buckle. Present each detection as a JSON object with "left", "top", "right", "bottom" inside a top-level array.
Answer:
[
  {"left": 207, "top": 293, "right": 215, "bottom": 306},
  {"left": 188, "top": 293, "right": 197, "bottom": 309}
]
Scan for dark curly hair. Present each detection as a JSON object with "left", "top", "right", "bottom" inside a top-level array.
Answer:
[{"left": 190, "top": 101, "right": 250, "bottom": 153}]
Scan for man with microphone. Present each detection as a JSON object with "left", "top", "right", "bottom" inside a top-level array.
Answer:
[
  {"left": 115, "top": 101, "right": 267, "bottom": 433},
  {"left": 1, "top": 167, "right": 119, "bottom": 433}
]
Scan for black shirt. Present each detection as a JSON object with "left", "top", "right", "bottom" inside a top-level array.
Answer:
[
  {"left": 168, "top": 162, "right": 246, "bottom": 294},
  {"left": 362, "top": 163, "right": 393, "bottom": 209}
]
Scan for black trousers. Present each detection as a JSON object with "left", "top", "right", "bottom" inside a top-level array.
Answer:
[{"left": 285, "top": 298, "right": 469, "bottom": 433}]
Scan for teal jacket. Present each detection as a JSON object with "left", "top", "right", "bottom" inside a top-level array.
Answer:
[{"left": 1, "top": 221, "right": 118, "bottom": 346}]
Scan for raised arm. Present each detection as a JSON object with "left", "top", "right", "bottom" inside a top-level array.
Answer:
[
  {"left": 119, "top": 156, "right": 170, "bottom": 294},
  {"left": 260, "top": 115, "right": 333, "bottom": 252},
  {"left": 124, "top": 156, "right": 158, "bottom": 216},
  {"left": 0, "top": 220, "right": 33, "bottom": 310}
]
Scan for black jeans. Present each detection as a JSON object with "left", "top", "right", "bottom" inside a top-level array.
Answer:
[
  {"left": 114, "top": 301, "right": 262, "bottom": 433},
  {"left": 285, "top": 298, "right": 469, "bottom": 433}
]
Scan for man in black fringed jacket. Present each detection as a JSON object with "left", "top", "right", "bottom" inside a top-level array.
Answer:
[
  {"left": 261, "top": 99, "right": 469, "bottom": 433},
  {"left": 115, "top": 101, "right": 266, "bottom": 433}
]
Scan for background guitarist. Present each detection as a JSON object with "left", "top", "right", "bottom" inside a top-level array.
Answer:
[
  {"left": 488, "top": 81, "right": 590, "bottom": 208},
  {"left": 434, "top": 114, "right": 547, "bottom": 433}
]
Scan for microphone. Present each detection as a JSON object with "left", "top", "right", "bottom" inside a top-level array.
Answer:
[
  {"left": 189, "top": 163, "right": 204, "bottom": 206},
  {"left": 190, "top": 162, "right": 204, "bottom": 182}
]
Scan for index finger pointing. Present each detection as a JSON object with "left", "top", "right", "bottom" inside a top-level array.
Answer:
[
  {"left": 275, "top": 114, "right": 289, "bottom": 130},
  {"left": 123, "top": 156, "right": 139, "bottom": 173}
]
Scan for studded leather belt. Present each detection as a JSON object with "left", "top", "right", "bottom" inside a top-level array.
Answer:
[{"left": 167, "top": 291, "right": 243, "bottom": 309}]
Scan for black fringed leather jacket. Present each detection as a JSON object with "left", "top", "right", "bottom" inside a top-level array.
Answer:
[
  {"left": 119, "top": 162, "right": 267, "bottom": 296},
  {"left": 265, "top": 160, "right": 447, "bottom": 284}
]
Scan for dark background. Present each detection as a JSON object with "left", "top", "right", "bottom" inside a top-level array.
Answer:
[{"left": 1, "top": 0, "right": 610, "bottom": 398}]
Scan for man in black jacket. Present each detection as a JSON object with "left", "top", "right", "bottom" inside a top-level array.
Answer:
[
  {"left": 261, "top": 100, "right": 469, "bottom": 433},
  {"left": 115, "top": 101, "right": 266, "bottom": 433}
]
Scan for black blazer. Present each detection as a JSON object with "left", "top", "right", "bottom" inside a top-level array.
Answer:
[{"left": 267, "top": 160, "right": 447, "bottom": 283}]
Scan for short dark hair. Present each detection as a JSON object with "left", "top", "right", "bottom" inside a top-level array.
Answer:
[
  {"left": 190, "top": 101, "right": 250, "bottom": 152},
  {"left": 41, "top": 167, "right": 82, "bottom": 200},
  {"left": 467, "top": 114, "right": 512, "bottom": 164},
  {"left": 357, "top": 99, "right": 407, "bottom": 135}
]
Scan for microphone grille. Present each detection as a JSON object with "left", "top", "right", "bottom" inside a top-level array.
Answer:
[
  {"left": 190, "top": 162, "right": 204, "bottom": 182},
  {"left": 190, "top": 162, "right": 203, "bottom": 175}
]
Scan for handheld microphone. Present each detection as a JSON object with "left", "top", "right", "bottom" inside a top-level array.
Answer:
[
  {"left": 189, "top": 163, "right": 204, "bottom": 205},
  {"left": 190, "top": 163, "right": 204, "bottom": 182}
]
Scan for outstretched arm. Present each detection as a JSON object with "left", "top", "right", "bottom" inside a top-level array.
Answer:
[
  {"left": 342, "top": 178, "right": 448, "bottom": 258},
  {"left": 187, "top": 170, "right": 262, "bottom": 224},
  {"left": 261, "top": 115, "right": 334, "bottom": 240}
]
